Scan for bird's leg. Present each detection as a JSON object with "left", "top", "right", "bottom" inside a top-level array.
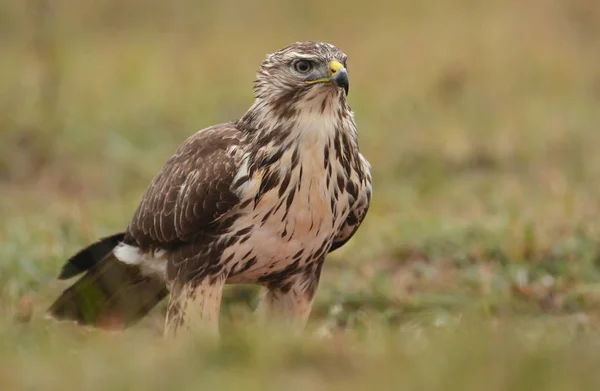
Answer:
[
  {"left": 255, "top": 261, "right": 324, "bottom": 332},
  {"left": 164, "top": 274, "right": 226, "bottom": 339}
]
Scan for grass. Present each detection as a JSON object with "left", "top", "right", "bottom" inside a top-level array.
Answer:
[{"left": 2, "top": 0, "right": 600, "bottom": 389}]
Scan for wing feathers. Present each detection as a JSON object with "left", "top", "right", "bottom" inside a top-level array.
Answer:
[
  {"left": 330, "top": 155, "right": 372, "bottom": 253},
  {"left": 125, "top": 124, "right": 243, "bottom": 249},
  {"left": 57, "top": 233, "right": 125, "bottom": 279}
]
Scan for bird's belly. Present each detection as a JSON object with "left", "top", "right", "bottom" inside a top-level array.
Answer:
[
  {"left": 224, "top": 178, "right": 349, "bottom": 284},
  {"left": 224, "top": 228, "right": 327, "bottom": 284}
]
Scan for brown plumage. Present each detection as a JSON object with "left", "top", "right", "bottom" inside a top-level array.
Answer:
[{"left": 48, "top": 41, "right": 372, "bottom": 337}]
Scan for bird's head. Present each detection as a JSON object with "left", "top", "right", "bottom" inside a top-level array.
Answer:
[{"left": 253, "top": 41, "right": 350, "bottom": 107}]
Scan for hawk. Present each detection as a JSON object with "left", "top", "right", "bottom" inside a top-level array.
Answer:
[{"left": 48, "top": 41, "right": 372, "bottom": 336}]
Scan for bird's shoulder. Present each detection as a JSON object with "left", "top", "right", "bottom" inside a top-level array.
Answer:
[{"left": 124, "top": 122, "right": 247, "bottom": 248}]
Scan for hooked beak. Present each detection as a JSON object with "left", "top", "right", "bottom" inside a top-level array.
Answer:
[
  {"left": 329, "top": 60, "right": 349, "bottom": 96},
  {"left": 305, "top": 60, "right": 349, "bottom": 96}
]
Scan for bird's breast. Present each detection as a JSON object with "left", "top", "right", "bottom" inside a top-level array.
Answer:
[{"left": 224, "top": 140, "right": 352, "bottom": 284}]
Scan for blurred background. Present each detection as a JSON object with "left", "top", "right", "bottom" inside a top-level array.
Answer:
[{"left": 2, "top": 0, "right": 600, "bottom": 389}]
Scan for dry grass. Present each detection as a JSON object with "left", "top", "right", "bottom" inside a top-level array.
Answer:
[{"left": 2, "top": 0, "right": 600, "bottom": 389}]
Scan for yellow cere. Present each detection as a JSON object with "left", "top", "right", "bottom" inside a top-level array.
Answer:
[{"left": 329, "top": 60, "right": 344, "bottom": 76}]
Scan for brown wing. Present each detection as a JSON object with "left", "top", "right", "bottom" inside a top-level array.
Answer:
[
  {"left": 330, "top": 156, "right": 372, "bottom": 253},
  {"left": 124, "top": 123, "right": 243, "bottom": 249}
]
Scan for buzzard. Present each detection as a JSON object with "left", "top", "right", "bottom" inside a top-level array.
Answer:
[{"left": 48, "top": 41, "right": 372, "bottom": 336}]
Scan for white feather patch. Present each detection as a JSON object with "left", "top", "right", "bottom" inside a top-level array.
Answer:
[
  {"left": 114, "top": 243, "right": 142, "bottom": 265},
  {"left": 114, "top": 243, "right": 167, "bottom": 280}
]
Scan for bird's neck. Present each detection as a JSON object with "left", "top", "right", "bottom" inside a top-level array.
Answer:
[
  {"left": 234, "top": 93, "right": 361, "bottom": 199},
  {"left": 237, "top": 90, "right": 357, "bottom": 151}
]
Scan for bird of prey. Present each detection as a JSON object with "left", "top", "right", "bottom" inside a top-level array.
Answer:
[{"left": 48, "top": 41, "right": 372, "bottom": 337}]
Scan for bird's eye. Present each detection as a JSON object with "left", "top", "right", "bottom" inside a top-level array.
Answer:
[{"left": 294, "top": 60, "right": 312, "bottom": 73}]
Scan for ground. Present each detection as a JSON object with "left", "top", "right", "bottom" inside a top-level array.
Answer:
[{"left": 2, "top": 0, "right": 600, "bottom": 389}]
